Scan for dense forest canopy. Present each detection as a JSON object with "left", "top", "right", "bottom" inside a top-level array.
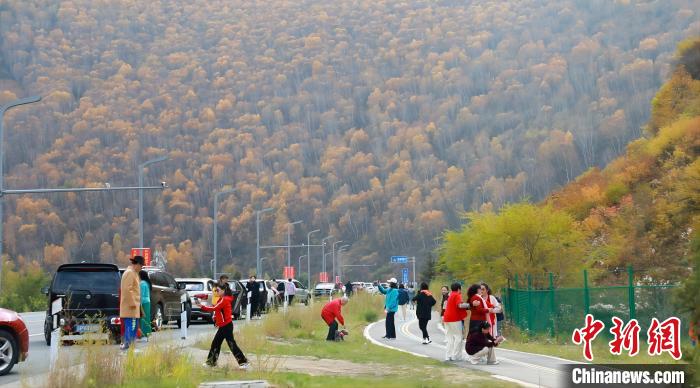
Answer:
[
  {"left": 0, "top": 0, "right": 698, "bottom": 279},
  {"left": 440, "top": 39, "right": 700, "bottom": 288}
]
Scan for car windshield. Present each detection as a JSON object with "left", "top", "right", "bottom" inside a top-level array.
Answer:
[
  {"left": 52, "top": 270, "right": 120, "bottom": 293},
  {"left": 182, "top": 282, "right": 204, "bottom": 291}
]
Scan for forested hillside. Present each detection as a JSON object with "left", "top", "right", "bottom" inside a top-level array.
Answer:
[
  {"left": 0, "top": 0, "right": 698, "bottom": 278},
  {"left": 440, "top": 39, "right": 700, "bottom": 289}
]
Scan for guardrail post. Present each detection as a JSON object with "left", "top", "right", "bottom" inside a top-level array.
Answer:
[
  {"left": 583, "top": 269, "right": 590, "bottom": 316},
  {"left": 527, "top": 274, "right": 533, "bottom": 331},
  {"left": 628, "top": 265, "right": 636, "bottom": 320},
  {"left": 549, "top": 272, "right": 555, "bottom": 336}
]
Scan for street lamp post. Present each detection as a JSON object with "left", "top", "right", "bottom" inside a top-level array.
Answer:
[
  {"left": 321, "top": 235, "right": 333, "bottom": 275},
  {"left": 213, "top": 188, "right": 237, "bottom": 279},
  {"left": 297, "top": 255, "right": 306, "bottom": 282},
  {"left": 139, "top": 156, "right": 168, "bottom": 248},
  {"left": 0, "top": 96, "right": 41, "bottom": 293},
  {"left": 337, "top": 244, "right": 349, "bottom": 280},
  {"left": 323, "top": 252, "right": 332, "bottom": 281},
  {"left": 306, "top": 229, "right": 319, "bottom": 289},
  {"left": 286, "top": 220, "right": 302, "bottom": 268},
  {"left": 255, "top": 207, "right": 274, "bottom": 277},
  {"left": 331, "top": 240, "right": 343, "bottom": 281}
]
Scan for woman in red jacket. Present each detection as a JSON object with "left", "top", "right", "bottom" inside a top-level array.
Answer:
[
  {"left": 467, "top": 284, "right": 492, "bottom": 334},
  {"left": 321, "top": 296, "right": 348, "bottom": 341},
  {"left": 442, "top": 282, "right": 469, "bottom": 361},
  {"left": 200, "top": 283, "right": 249, "bottom": 368}
]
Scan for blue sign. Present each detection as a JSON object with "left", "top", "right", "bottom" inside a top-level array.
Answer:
[
  {"left": 402, "top": 268, "right": 409, "bottom": 284},
  {"left": 391, "top": 256, "right": 408, "bottom": 263}
]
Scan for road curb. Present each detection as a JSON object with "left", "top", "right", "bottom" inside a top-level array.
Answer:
[{"left": 364, "top": 317, "right": 547, "bottom": 388}]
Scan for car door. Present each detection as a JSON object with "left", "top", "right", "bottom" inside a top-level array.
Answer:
[
  {"left": 161, "top": 272, "right": 181, "bottom": 319},
  {"left": 293, "top": 280, "right": 307, "bottom": 302}
]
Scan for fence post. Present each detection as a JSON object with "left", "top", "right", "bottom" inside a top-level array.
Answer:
[
  {"left": 549, "top": 272, "right": 555, "bottom": 336},
  {"left": 514, "top": 274, "right": 519, "bottom": 289},
  {"left": 527, "top": 274, "right": 533, "bottom": 332},
  {"left": 628, "top": 265, "right": 636, "bottom": 320},
  {"left": 583, "top": 269, "right": 590, "bottom": 316}
]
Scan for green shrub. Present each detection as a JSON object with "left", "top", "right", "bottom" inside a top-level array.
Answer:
[{"left": 363, "top": 310, "right": 378, "bottom": 322}]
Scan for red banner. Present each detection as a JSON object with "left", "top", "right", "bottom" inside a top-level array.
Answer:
[
  {"left": 283, "top": 266, "right": 295, "bottom": 279},
  {"left": 131, "top": 248, "right": 152, "bottom": 266},
  {"left": 319, "top": 272, "right": 328, "bottom": 283}
]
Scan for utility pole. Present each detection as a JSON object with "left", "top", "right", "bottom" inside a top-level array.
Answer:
[
  {"left": 213, "top": 188, "right": 237, "bottom": 279},
  {"left": 337, "top": 244, "right": 349, "bottom": 280},
  {"left": 286, "top": 220, "right": 302, "bottom": 268},
  {"left": 321, "top": 235, "right": 333, "bottom": 276},
  {"left": 306, "top": 229, "right": 319, "bottom": 288},
  {"left": 139, "top": 156, "right": 168, "bottom": 248},
  {"left": 255, "top": 207, "right": 274, "bottom": 277},
  {"left": 331, "top": 240, "right": 343, "bottom": 281}
]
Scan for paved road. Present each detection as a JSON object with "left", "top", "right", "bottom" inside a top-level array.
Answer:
[
  {"left": 0, "top": 311, "right": 221, "bottom": 386},
  {"left": 364, "top": 310, "right": 578, "bottom": 387}
]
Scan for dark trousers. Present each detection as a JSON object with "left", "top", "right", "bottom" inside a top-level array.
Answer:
[
  {"left": 326, "top": 320, "right": 338, "bottom": 341},
  {"left": 418, "top": 318, "right": 430, "bottom": 339},
  {"left": 385, "top": 311, "right": 396, "bottom": 338},
  {"left": 250, "top": 298, "right": 259, "bottom": 317},
  {"left": 287, "top": 295, "right": 294, "bottom": 305},
  {"left": 207, "top": 322, "right": 248, "bottom": 366}
]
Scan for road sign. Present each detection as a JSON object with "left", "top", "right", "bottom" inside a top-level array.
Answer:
[
  {"left": 319, "top": 272, "right": 328, "bottom": 283},
  {"left": 131, "top": 248, "right": 152, "bottom": 266},
  {"left": 283, "top": 266, "right": 295, "bottom": 279},
  {"left": 402, "top": 268, "right": 409, "bottom": 284},
  {"left": 391, "top": 256, "right": 408, "bottom": 263}
]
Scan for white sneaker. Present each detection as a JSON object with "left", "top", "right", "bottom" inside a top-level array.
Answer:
[
  {"left": 422, "top": 339, "right": 427, "bottom": 344},
  {"left": 239, "top": 363, "right": 250, "bottom": 370},
  {"left": 468, "top": 357, "right": 480, "bottom": 365},
  {"left": 202, "top": 362, "right": 215, "bottom": 368},
  {"left": 487, "top": 360, "right": 500, "bottom": 365}
]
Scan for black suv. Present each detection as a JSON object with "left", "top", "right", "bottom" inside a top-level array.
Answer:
[
  {"left": 143, "top": 268, "right": 191, "bottom": 330},
  {"left": 43, "top": 263, "right": 121, "bottom": 345}
]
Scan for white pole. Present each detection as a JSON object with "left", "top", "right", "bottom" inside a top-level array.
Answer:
[{"left": 246, "top": 291, "right": 252, "bottom": 322}]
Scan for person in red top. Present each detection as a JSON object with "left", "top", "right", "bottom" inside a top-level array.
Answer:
[
  {"left": 442, "top": 282, "right": 470, "bottom": 361},
  {"left": 200, "top": 283, "right": 249, "bottom": 368},
  {"left": 321, "top": 296, "right": 349, "bottom": 341},
  {"left": 467, "top": 284, "right": 492, "bottom": 334}
]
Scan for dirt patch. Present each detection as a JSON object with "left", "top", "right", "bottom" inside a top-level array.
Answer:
[{"left": 188, "top": 349, "right": 396, "bottom": 377}]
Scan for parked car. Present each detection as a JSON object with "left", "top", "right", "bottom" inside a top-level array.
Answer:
[
  {"left": 142, "top": 267, "right": 191, "bottom": 330},
  {"left": 226, "top": 280, "right": 248, "bottom": 320},
  {"left": 274, "top": 279, "right": 310, "bottom": 305},
  {"left": 0, "top": 308, "right": 28, "bottom": 376},
  {"left": 313, "top": 282, "right": 340, "bottom": 297},
  {"left": 43, "top": 263, "right": 121, "bottom": 345},
  {"left": 239, "top": 279, "right": 274, "bottom": 312},
  {"left": 363, "top": 282, "right": 377, "bottom": 294},
  {"left": 176, "top": 278, "right": 216, "bottom": 322}
]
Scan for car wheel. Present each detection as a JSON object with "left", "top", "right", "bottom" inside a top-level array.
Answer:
[
  {"left": 153, "top": 304, "right": 164, "bottom": 331},
  {"left": 0, "top": 330, "right": 18, "bottom": 376},
  {"left": 44, "top": 318, "right": 51, "bottom": 346}
]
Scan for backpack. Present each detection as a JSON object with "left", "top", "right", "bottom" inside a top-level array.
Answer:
[{"left": 398, "top": 289, "right": 409, "bottom": 305}]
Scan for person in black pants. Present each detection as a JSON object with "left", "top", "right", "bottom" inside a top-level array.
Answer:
[
  {"left": 200, "top": 284, "right": 249, "bottom": 369},
  {"left": 247, "top": 276, "right": 261, "bottom": 318},
  {"left": 412, "top": 282, "right": 437, "bottom": 344}
]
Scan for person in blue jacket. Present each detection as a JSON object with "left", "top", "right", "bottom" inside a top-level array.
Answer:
[{"left": 378, "top": 278, "right": 399, "bottom": 339}]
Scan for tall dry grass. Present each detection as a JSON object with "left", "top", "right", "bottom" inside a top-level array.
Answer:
[{"left": 46, "top": 340, "right": 195, "bottom": 388}]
